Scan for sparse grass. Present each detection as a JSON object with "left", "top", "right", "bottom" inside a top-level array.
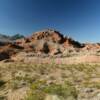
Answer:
[
  {"left": 26, "top": 80, "right": 77, "bottom": 100},
  {"left": 0, "top": 62, "right": 100, "bottom": 100},
  {"left": 83, "top": 81, "right": 100, "bottom": 89}
]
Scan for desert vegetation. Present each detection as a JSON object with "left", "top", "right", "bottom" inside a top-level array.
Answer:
[{"left": 0, "top": 62, "right": 100, "bottom": 100}]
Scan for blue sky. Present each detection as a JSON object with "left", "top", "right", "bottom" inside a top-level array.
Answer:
[{"left": 0, "top": 0, "right": 100, "bottom": 42}]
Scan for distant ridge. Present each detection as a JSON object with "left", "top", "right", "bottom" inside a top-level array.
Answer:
[{"left": 0, "top": 33, "right": 24, "bottom": 43}]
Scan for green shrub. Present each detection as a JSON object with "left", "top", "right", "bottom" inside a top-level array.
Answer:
[{"left": 26, "top": 80, "right": 78, "bottom": 100}]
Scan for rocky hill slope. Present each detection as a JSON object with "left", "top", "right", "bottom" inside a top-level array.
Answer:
[
  {"left": 15, "top": 29, "right": 82, "bottom": 54},
  {"left": 0, "top": 33, "right": 24, "bottom": 42},
  {"left": 0, "top": 29, "right": 100, "bottom": 61}
]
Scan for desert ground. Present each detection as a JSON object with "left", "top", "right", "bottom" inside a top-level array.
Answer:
[{"left": 0, "top": 61, "right": 100, "bottom": 100}]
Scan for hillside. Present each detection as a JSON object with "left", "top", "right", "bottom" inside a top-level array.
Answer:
[
  {"left": 0, "top": 29, "right": 100, "bottom": 61},
  {"left": 15, "top": 29, "right": 82, "bottom": 54},
  {"left": 0, "top": 29, "right": 100, "bottom": 100},
  {"left": 0, "top": 33, "right": 24, "bottom": 43},
  {"left": 0, "top": 34, "right": 11, "bottom": 42}
]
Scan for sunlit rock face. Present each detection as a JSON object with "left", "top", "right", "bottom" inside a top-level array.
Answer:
[{"left": 15, "top": 29, "right": 82, "bottom": 55}]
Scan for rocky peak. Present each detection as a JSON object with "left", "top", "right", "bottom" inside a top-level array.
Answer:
[
  {"left": 15, "top": 29, "right": 82, "bottom": 55},
  {"left": 30, "top": 29, "right": 64, "bottom": 43}
]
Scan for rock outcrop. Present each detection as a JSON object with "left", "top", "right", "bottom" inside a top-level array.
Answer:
[
  {"left": 15, "top": 29, "right": 82, "bottom": 55},
  {"left": 1, "top": 29, "right": 100, "bottom": 61},
  {"left": 0, "top": 43, "right": 23, "bottom": 61}
]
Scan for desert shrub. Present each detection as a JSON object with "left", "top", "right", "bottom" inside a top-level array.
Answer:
[
  {"left": 9, "top": 79, "right": 21, "bottom": 90},
  {"left": 83, "top": 81, "right": 100, "bottom": 89},
  {"left": 0, "top": 96, "right": 6, "bottom": 100},
  {"left": 26, "top": 80, "right": 78, "bottom": 100},
  {"left": 26, "top": 90, "right": 45, "bottom": 100},
  {"left": 43, "top": 42, "right": 50, "bottom": 54},
  {"left": 0, "top": 80, "right": 5, "bottom": 87}
]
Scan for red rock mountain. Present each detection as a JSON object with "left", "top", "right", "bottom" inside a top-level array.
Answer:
[
  {"left": 15, "top": 29, "right": 82, "bottom": 54},
  {"left": 1, "top": 29, "right": 100, "bottom": 61}
]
